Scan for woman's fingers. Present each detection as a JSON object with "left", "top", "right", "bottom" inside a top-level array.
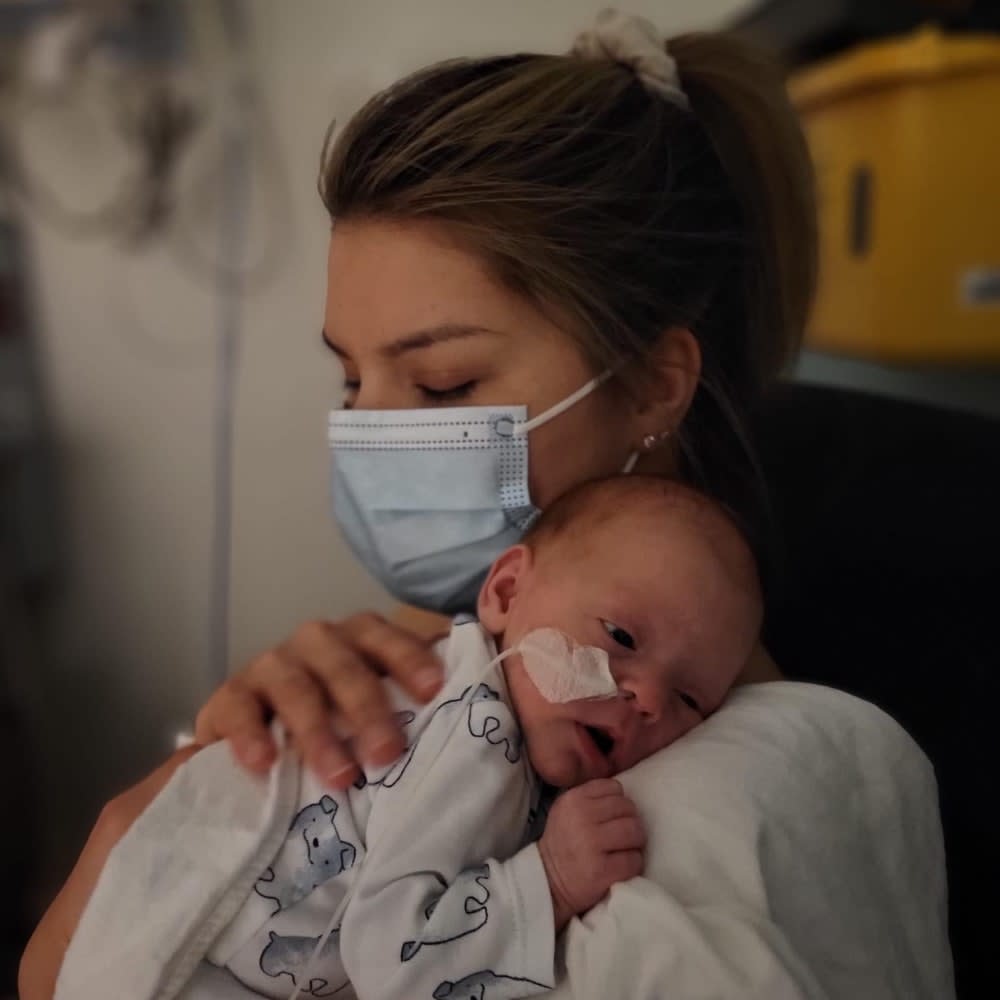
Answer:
[
  {"left": 344, "top": 612, "right": 444, "bottom": 703},
  {"left": 193, "top": 611, "right": 444, "bottom": 783},
  {"left": 284, "top": 617, "right": 407, "bottom": 771},
  {"left": 194, "top": 679, "right": 274, "bottom": 771},
  {"left": 292, "top": 613, "right": 444, "bottom": 768},
  {"left": 243, "top": 645, "right": 361, "bottom": 785}
]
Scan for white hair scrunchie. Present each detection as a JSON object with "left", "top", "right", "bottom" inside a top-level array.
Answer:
[{"left": 571, "top": 8, "right": 690, "bottom": 111}]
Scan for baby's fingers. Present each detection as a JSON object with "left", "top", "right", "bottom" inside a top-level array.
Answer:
[
  {"left": 578, "top": 778, "right": 624, "bottom": 799},
  {"left": 599, "top": 815, "right": 646, "bottom": 853},
  {"left": 585, "top": 790, "right": 639, "bottom": 824},
  {"left": 604, "top": 848, "right": 644, "bottom": 885}
]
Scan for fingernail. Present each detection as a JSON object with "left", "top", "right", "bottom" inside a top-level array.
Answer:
[
  {"left": 414, "top": 666, "right": 443, "bottom": 696},
  {"left": 359, "top": 723, "right": 403, "bottom": 766},
  {"left": 318, "top": 747, "right": 351, "bottom": 780}
]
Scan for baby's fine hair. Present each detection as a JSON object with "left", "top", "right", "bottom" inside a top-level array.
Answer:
[{"left": 522, "top": 475, "right": 762, "bottom": 608}]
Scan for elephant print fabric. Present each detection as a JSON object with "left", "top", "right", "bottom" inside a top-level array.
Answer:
[
  {"left": 369, "top": 684, "right": 521, "bottom": 791},
  {"left": 401, "top": 866, "right": 492, "bottom": 961},
  {"left": 219, "top": 623, "right": 552, "bottom": 1000},
  {"left": 432, "top": 969, "right": 548, "bottom": 999},
  {"left": 258, "top": 928, "right": 349, "bottom": 997},
  {"left": 255, "top": 796, "right": 357, "bottom": 914}
]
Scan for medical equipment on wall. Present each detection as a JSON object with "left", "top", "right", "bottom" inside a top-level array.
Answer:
[{"left": 2, "top": 0, "right": 293, "bottom": 691}]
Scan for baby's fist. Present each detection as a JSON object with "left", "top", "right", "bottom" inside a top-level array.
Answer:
[{"left": 538, "top": 778, "right": 645, "bottom": 928}]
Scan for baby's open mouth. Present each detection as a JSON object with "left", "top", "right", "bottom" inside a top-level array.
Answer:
[{"left": 586, "top": 725, "right": 615, "bottom": 758}]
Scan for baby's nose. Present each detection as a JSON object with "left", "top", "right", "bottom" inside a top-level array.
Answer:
[
  {"left": 577, "top": 692, "right": 633, "bottom": 733},
  {"left": 618, "top": 678, "right": 665, "bottom": 723}
]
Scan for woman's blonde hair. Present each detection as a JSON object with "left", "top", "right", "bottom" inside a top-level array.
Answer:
[{"left": 320, "top": 31, "right": 816, "bottom": 557}]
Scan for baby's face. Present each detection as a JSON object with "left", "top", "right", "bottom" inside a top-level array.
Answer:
[{"left": 483, "top": 501, "right": 760, "bottom": 788}]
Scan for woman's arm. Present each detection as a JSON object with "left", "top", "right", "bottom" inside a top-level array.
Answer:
[{"left": 18, "top": 746, "right": 200, "bottom": 1000}]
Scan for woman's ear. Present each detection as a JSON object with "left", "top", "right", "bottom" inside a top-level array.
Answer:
[
  {"left": 633, "top": 326, "right": 701, "bottom": 436},
  {"left": 477, "top": 544, "right": 532, "bottom": 634}
]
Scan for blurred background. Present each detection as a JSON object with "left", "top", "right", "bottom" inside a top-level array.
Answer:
[{"left": 0, "top": 0, "right": 997, "bottom": 992}]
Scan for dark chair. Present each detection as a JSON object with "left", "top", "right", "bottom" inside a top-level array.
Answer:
[{"left": 754, "top": 381, "right": 999, "bottom": 999}]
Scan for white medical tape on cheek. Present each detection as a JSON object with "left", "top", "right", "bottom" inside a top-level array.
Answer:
[
  {"left": 288, "top": 642, "right": 520, "bottom": 1000},
  {"left": 517, "top": 627, "right": 619, "bottom": 702}
]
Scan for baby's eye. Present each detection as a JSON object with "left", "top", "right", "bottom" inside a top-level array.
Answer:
[
  {"left": 678, "top": 691, "right": 703, "bottom": 715},
  {"left": 601, "top": 620, "right": 635, "bottom": 650}
]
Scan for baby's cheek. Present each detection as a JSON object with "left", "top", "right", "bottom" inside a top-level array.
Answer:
[
  {"left": 527, "top": 733, "right": 581, "bottom": 789},
  {"left": 635, "top": 713, "right": 696, "bottom": 763}
]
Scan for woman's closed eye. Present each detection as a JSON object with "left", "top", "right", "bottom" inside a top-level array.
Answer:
[
  {"left": 339, "top": 378, "right": 478, "bottom": 409},
  {"left": 601, "top": 620, "right": 635, "bottom": 650},
  {"left": 419, "top": 380, "right": 477, "bottom": 403}
]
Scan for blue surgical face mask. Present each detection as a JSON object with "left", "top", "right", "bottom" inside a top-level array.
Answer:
[{"left": 328, "top": 372, "right": 629, "bottom": 614}]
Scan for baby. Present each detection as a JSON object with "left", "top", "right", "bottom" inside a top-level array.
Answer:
[{"left": 203, "top": 476, "right": 762, "bottom": 1000}]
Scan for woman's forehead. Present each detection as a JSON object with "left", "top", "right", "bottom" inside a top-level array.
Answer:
[
  {"left": 328, "top": 219, "right": 503, "bottom": 318},
  {"left": 325, "top": 219, "right": 573, "bottom": 358}
]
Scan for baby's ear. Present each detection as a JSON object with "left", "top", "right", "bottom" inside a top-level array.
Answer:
[{"left": 476, "top": 544, "right": 532, "bottom": 633}]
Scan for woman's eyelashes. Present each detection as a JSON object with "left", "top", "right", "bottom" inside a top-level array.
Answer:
[
  {"left": 601, "top": 620, "right": 636, "bottom": 650},
  {"left": 339, "top": 378, "right": 478, "bottom": 408},
  {"left": 419, "top": 380, "right": 477, "bottom": 403}
]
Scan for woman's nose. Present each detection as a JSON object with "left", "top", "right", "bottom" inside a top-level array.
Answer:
[{"left": 351, "top": 373, "right": 396, "bottom": 410}]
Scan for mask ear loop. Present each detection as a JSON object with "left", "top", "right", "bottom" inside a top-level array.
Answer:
[
  {"left": 514, "top": 370, "right": 614, "bottom": 436},
  {"left": 287, "top": 644, "right": 520, "bottom": 1000},
  {"left": 623, "top": 428, "right": 672, "bottom": 475}
]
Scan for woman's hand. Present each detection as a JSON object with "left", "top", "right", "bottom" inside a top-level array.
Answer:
[
  {"left": 18, "top": 746, "right": 201, "bottom": 1000},
  {"left": 194, "top": 612, "right": 446, "bottom": 788}
]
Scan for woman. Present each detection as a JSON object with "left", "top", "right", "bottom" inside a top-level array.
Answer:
[
  {"left": 24, "top": 11, "right": 913, "bottom": 998},
  {"left": 191, "top": 13, "right": 810, "bottom": 790}
]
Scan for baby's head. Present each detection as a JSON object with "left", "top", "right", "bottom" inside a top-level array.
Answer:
[{"left": 477, "top": 476, "right": 763, "bottom": 788}]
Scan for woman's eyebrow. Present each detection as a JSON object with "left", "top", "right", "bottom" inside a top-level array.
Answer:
[{"left": 321, "top": 324, "right": 503, "bottom": 359}]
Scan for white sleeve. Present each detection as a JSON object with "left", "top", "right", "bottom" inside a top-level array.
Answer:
[
  {"left": 340, "top": 685, "right": 555, "bottom": 1000},
  {"left": 548, "top": 683, "right": 954, "bottom": 1000},
  {"left": 559, "top": 879, "right": 828, "bottom": 1000}
]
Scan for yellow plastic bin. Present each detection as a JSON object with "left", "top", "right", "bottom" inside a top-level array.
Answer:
[{"left": 789, "top": 27, "right": 1000, "bottom": 365}]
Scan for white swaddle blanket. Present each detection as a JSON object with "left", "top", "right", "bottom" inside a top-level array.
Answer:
[{"left": 55, "top": 682, "right": 954, "bottom": 1000}]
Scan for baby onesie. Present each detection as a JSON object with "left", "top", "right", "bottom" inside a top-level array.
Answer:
[{"left": 205, "top": 617, "right": 555, "bottom": 1000}]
